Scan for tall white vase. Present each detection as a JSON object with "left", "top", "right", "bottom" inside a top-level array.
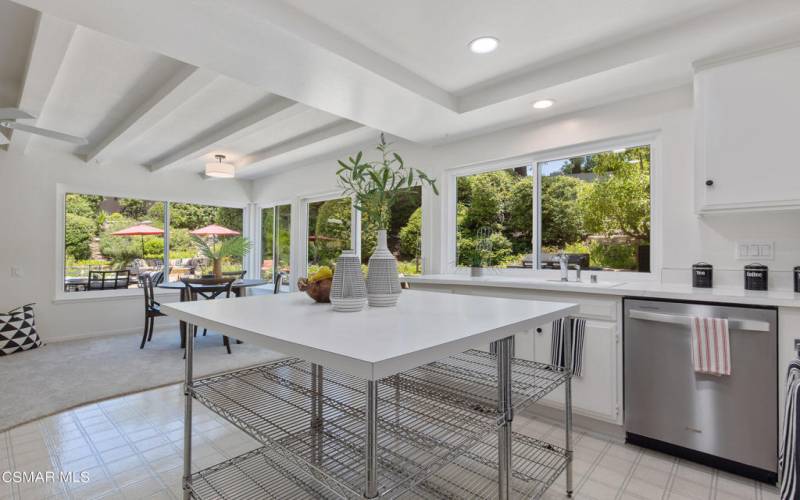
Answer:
[
  {"left": 366, "top": 229, "right": 401, "bottom": 307},
  {"left": 330, "top": 250, "right": 367, "bottom": 312}
]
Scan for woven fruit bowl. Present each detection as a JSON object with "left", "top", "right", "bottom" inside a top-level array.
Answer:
[{"left": 297, "top": 277, "right": 332, "bottom": 303}]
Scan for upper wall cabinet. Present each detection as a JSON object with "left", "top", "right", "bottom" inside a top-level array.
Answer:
[{"left": 695, "top": 45, "right": 800, "bottom": 214}]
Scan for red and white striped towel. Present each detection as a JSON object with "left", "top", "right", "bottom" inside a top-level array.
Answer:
[{"left": 690, "top": 317, "right": 731, "bottom": 376}]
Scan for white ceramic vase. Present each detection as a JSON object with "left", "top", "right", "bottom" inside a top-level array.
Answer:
[
  {"left": 330, "top": 250, "right": 367, "bottom": 312},
  {"left": 366, "top": 229, "right": 401, "bottom": 307}
]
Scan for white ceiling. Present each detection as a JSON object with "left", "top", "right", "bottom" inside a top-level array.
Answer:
[
  {"left": 2, "top": 0, "right": 800, "bottom": 179},
  {"left": 289, "top": 0, "right": 741, "bottom": 93}
]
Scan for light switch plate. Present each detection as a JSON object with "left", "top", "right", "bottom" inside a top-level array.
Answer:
[
  {"left": 10, "top": 266, "right": 22, "bottom": 278},
  {"left": 735, "top": 241, "right": 774, "bottom": 261}
]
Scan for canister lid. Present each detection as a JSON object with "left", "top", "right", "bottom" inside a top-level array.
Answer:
[
  {"left": 745, "top": 263, "right": 768, "bottom": 270},
  {"left": 692, "top": 262, "right": 712, "bottom": 269}
]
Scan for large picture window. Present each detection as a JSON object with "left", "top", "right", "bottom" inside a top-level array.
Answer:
[
  {"left": 62, "top": 193, "right": 245, "bottom": 293},
  {"left": 64, "top": 194, "right": 165, "bottom": 292},
  {"left": 455, "top": 144, "right": 651, "bottom": 273}
]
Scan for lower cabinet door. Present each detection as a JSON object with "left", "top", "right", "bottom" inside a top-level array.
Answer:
[{"left": 533, "top": 320, "right": 619, "bottom": 423}]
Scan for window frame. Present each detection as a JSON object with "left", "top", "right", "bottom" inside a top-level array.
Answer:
[
  {"left": 445, "top": 132, "right": 661, "bottom": 279},
  {"left": 298, "top": 191, "right": 359, "bottom": 283},
  {"left": 257, "top": 201, "right": 293, "bottom": 289},
  {"left": 55, "top": 184, "right": 249, "bottom": 302}
]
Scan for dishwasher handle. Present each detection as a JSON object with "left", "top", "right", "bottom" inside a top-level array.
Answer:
[{"left": 628, "top": 309, "right": 771, "bottom": 332}]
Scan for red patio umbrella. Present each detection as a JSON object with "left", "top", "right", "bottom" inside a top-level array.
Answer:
[
  {"left": 190, "top": 224, "right": 240, "bottom": 237},
  {"left": 111, "top": 224, "right": 164, "bottom": 258}
]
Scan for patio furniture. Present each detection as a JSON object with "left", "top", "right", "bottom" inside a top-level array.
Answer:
[
  {"left": 88, "top": 270, "right": 131, "bottom": 290},
  {"left": 140, "top": 274, "right": 166, "bottom": 349},
  {"left": 64, "top": 277, "right": 88, "bottom": 292},
  {"left": 180, "top": 277, "right": 236, "bottom": 354},
  {"left": 157, "top": 279, "right": 269, "bottom": 348}
]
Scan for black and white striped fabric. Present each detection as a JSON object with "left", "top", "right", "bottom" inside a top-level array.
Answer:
[
  {"left": 0, "top": 304, "right": 42, "bottom": 356},
  {"left": 780, "top": 358, "right": 800, "bottom": 499},
  {"left": 550, "top": 318, "right": 586, "bottom": 377}
]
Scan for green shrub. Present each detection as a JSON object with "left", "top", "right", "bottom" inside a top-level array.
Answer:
[
  {"left": 65, "top": 213, "right": 95, "bottom": 260},
  {"left": 588, "top": 241, "right": 636, "bottom": 270}
]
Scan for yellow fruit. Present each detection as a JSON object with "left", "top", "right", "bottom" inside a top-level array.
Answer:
[{"left": 310, "top": 266, "right": 333, "bottom": 282}]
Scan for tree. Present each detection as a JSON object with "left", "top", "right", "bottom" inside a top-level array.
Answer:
[
  {"left": 462, "top": 170, "right": 515, "bottom": 232},
  {"left": 216, "top": 207, "right": 243, "bottom": 232},
  {"left": 311, "top": 198, "right": 351, "bottom": 265},
  {"left": 65, "top": 214, "right": 95, "bottom": 260},
  {"left": 541, "top": 175, "right": 586, "bottom": 247},
  {"left": 507, "top": 177, "right": 533, "bottom": 254},
  {"left": 169, "top": 203, "right": 215, "bottom": 229},
  {"left": 577, "top": 147, "right": 650, "bottom": 243},
  {"left": 118, "top": 198, "right": 153, "bottom": 220},
  {"left": 65, "top": 194, "right": 99, "bottom": 219},
  {"left": 399, "top": 207, "right": 422, "bottom": 269}
]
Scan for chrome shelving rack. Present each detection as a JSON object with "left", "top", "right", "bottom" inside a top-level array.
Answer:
[{"left": 182, "top": 333, "right": 575, "bottom": 500}]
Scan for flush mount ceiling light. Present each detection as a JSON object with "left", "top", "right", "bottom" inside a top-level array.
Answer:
[
  {"left": 468, "top": 36, "right": 499, "bottom": 54},
  {"left": 532, "top": 99, "right": 555, "bottom": 109},
  {"left": 205, "top": 154, "right": 235, "bottom": 178}
]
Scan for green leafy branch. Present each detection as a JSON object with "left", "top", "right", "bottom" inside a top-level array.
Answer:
[{"left": 337, "top": 133, "right": 438, "bottom": 229}]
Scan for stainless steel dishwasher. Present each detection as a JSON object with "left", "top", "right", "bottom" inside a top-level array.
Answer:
[{"left": 624, "top": 298, "right": 778, "bottom": 482}]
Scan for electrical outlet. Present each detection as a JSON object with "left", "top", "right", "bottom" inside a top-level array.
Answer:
[
  {"left": 10, "top": 266, "right": 23, "bottom": 278},
  {"left": 735, "top": 241, "right": 774, "bottom": 261}
]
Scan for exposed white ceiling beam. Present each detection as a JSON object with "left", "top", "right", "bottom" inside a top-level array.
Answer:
[
  {"left": 82, "top": 65, "right": 217, "bottom": 163},
  {"left": 147, "top": 97, "right": 303, "bottom": 172},
  {"left": 7, "top": 13, "right": 76, "bottom": 155},
  {"left": 236, "top": 119, "right": 365, "bottom": 170}
]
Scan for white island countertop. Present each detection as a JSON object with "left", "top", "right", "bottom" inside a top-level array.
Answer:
[
  {"left": 403, "top": 274, "right": 800, "bottom": 308},
  {"left": 161, "top": 290, "right": 578, "bottom": 380}
]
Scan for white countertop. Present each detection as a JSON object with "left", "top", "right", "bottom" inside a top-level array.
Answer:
[
  {"left": 161, "top": 290, "right": 578, "bottom": 380},
  {"left": 403, "top": 274, "right": 800, "bottom": 308}
]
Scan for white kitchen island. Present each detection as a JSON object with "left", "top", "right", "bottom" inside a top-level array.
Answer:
[{"left": 162, "top": 290, "right": 578, "bottom": 499}]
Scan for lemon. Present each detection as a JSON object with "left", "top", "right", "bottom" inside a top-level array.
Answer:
[{"left": 310, "top": 266, "right": 333, "bottom": 282}]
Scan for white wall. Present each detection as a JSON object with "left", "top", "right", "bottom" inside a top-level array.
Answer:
[
  {"left": 0, "top": 148, "right": 251, "bottom": 342},
  {"left": 252, "top": 85, "right": 800, "bottom": 289}
]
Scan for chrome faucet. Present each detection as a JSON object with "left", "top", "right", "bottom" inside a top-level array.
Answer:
[{"left": 558, "top": 251, "right": 568, "bottom": 281}]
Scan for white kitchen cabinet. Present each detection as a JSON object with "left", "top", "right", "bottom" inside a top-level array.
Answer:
[
  {"left": 695, "top": 45, "right": 800, "bottom": 213},
  {"left": 533, "top": 320, "right": 620, "bottom": 423}
]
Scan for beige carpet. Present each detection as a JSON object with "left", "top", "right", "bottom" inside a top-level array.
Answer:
[{"left": 0, "top": 328, "right": 285, "bottom": 432}]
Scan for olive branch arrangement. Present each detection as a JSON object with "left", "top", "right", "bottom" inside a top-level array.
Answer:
[{"left": 336, "top": 133, "right": 438, "bottom": 230}]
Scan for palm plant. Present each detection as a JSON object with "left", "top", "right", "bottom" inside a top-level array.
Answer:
[
  {"left": 190, "top": 234, "right": 251, "bottom": 277},
  {"left": 337, "top": 133, "right": 438, "bottom": 230}
]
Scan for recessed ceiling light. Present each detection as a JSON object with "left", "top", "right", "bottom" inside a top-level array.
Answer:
[
  {"left": 469, "top": 37, "right": 499, "bottom": 54},
  {"left": 205, "top": 154, "right": 235, "bottom": 178},
  {"left": 532, "top": 99, "right": 555, "bottom": 109}
]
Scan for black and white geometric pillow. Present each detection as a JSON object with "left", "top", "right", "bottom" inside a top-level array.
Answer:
[{"left": 0, "top": 304, "right": 42, "bottom": 356}]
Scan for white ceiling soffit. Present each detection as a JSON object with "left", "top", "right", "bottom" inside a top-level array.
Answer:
[{"left": 10, "top": 0, "right": 800, "bottom": 145}]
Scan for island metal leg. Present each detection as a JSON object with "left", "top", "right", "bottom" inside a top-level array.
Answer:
[
  {"left": 311, "top": 363, "right": 323, "bottom": 465},
  {"left": 494, "top": 335, "right": 514, "bottom": 500},
  {"left": 183, "top": 321, "right": 194, "bottom": 500},
  {"left": 564, "top": 317, "right": 574, "bottom": 498},
  {"left": 364, "top": 380, "right": 379, "bottom": 498}
]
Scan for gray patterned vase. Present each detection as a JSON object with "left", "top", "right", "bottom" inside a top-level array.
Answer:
[
  {"left": 330, "top": 250, "right": 367, "bottom": 312},
  {"left": 366, "top": 229, "right": 401, "bottom": 307}
]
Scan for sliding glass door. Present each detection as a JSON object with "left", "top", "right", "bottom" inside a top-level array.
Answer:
[{"left": 261, "top": 204, "right": 291, "bottom": 290}]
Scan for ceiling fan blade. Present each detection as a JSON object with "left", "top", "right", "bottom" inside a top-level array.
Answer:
[
  {"left": 0, "top": 108, "right": 34, "bottom": 120},
  {"left": 2, "top": 122, "right": 88, "bottom": 145}
]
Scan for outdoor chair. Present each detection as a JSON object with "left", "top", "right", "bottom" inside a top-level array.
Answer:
[
  {"left": 181, "top": 277, "right": 235, "bottom": 354},
  {"left": 139, "top": 274, "right": 166, "bottom": 349},
  {"left": 88, "top": 270, "right": 130, "bottom": 290}
]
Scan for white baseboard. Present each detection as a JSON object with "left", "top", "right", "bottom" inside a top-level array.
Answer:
[{"left": 44, "top": 323, "right": 176, "bottom": 343}]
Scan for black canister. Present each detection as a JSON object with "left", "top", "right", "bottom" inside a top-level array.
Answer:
[
  {"left": 692, "top": 262, "right": 713, "bottom": 288},
  {"left": 794, "top": 266, "right": 800, "bottom": 293},
  {"left": 744, "top": 263, "right": 768, "bottom": 291}
]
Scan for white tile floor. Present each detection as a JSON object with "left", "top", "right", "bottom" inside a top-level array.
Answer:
[{"left": 0, "top": 384, "right": 779, "bottom": 500}]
